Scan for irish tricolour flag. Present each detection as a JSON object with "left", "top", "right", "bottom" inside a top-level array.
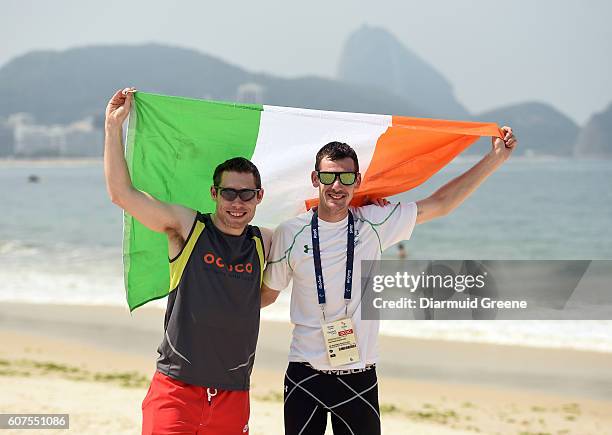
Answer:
[{"left": 124, "top": 92, "right": 502, "bottom": 310}]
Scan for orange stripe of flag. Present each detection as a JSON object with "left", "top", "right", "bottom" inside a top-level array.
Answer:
[{"left": 305, "top": 116, "right": 502, "bottom": 209}]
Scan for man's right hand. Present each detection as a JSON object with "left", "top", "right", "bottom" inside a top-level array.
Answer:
[
  {"left": 103, "top": 85, "right": 195, "bottom": 257},
  {"left": 105, "top": 87, "right": 136, "bottom": 130}
]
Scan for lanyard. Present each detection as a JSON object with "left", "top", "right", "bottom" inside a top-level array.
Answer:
[{"left": 311, "top": 209, "right": 355, "bottom": 319}]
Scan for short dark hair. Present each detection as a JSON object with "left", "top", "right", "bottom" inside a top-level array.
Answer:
[
  {"left": 213, "top": 157, "right": 261, "bottom": 189},
  {"left": 315, "top": 141, "right": 359, "bottom": 172}
]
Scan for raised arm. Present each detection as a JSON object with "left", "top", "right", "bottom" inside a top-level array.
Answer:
[
  {"left": 415, "top": 126, "right": 517, "bottom": 224},
  {"left": 104, "top": 88, "right": 195, "bottom": 254}
]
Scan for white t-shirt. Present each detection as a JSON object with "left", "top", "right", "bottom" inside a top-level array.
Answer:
[{"left": 263, "top": 202, "right": 418, "bottom": 370}]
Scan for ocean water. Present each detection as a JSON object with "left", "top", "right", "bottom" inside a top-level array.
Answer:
[{"left": 1, "top": 158, "right": 611, "bottom": 352}]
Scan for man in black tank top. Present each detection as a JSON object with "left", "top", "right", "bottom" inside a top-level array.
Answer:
[{"left": 104, "top": 88, "right": 272, "bottom": 434}]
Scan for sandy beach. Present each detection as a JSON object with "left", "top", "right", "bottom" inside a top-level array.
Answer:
[{"left": 0, "top": 302, "right": 611, "bottom": 434}]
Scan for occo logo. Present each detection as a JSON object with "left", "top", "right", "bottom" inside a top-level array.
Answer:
[{"left": 203, "top": 253, "right": 253, "bottom": 273}]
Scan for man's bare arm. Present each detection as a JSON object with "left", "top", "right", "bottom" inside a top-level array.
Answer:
[
  {"left": 104, "top": 88, "right": 195, "bottom": 240},
  {"left": 259, "top": 227, "right": 279, "bottom": 308},
  {"left": 416, "top": 126, "right": 517, "bottom": 224},
  {"left": 260, "top": 227, "right": 273, "bottom": 260},
  {"left": 261, "top": 283, "right": 280, "bottom": 308}
]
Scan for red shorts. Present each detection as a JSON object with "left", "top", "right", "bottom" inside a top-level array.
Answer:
[{"left": 142, "top": 371, "right": 250, "bottom": 435}]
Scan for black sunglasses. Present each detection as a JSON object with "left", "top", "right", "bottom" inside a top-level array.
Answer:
[
  {"left": 317, "top": 171, "right": 357, "bottom": 186},
  {"left": 214, "top": 186, "right": 261, "bottom": 201}
]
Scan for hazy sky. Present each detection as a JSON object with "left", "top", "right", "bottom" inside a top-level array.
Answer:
[{"left": 3, "top": 0, "right": 611, "bottom": 123}]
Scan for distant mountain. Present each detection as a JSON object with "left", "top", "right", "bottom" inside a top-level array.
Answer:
[
  {"left": 0, "top": 41, "right": 600, "bottom": 160},
  {"left": 575, "top": 103, "right": 612, "bottom": 157},
  {"left": 337, "top": 25, "right": 469, "bottom": 119},
  {"left": 469, "top": 102, "right": 580, "bottom": 156},
  {"left": 0, "top": 44, "right": 424, "bottom": 125}
]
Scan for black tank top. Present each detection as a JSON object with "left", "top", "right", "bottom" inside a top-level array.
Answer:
[{"left": 156, "top": 212, "right": 264, "bottom": 390}]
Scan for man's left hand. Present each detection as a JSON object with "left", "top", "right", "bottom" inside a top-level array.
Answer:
[{"left": 491, "top": 126, "right": 517, "bottom": 161}]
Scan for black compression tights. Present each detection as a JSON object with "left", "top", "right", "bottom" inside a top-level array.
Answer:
[{"left": 283, "top": 362, "right": 381, "bottom": 435}]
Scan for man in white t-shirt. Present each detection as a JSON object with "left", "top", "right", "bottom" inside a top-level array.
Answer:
[{"left": 262, "top": 129, "right": 517, "bottom": 435}]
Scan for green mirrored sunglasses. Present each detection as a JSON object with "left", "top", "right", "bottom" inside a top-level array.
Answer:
[{"left": 317, "top": 171, "right": 357, "bottom": 185}]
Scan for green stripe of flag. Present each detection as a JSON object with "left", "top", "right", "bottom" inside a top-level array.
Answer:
[{"left": 124, "top": 92, "right": 262, "bottom": 311}]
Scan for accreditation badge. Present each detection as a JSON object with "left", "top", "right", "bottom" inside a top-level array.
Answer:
[{"left": 321, "top": 317, "right": 361, "bottom": 367}]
